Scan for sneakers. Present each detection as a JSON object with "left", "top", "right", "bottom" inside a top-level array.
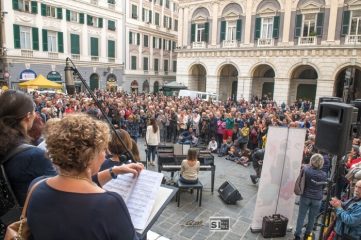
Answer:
[{"left": 250, "top": 175, "right": 258, "bottom": 184}]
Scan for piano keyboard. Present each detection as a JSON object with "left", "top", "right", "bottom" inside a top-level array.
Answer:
[{"left": 162, "top": 165, "right": 213, "bottom": 170}]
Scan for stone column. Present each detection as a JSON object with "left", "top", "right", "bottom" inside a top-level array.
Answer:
[
  {"left": 282, "top": 0, "right": 292, "bottom": 43},
  {"left": 237, "top": 76, "right": 252, "bottom": 101},
  {"left": 178, "top": 8, "right": 184, "bottom": 46},
  {"left": 206, "top": 75, "right": 218, "bottom": 94},
  {"left": 314, "top": 78, "right": 335, "bottom": 109},
  {"left": 183, "top": 7, "right": 189, "bottom": 47},
  {"left": 327, "top": 0, "right": 339, "bottom": 42},
  {"left": 244, "top": 0, "right": 253, "bottom": 44},
  {"left": 211, "top": 2, "right": 219, "bottom": 46},
  {"left": 273, "top": 77, "right": 290, "bottom": 105}
]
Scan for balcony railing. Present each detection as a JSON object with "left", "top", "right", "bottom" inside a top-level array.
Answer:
[
  {"left": 71, "top": 54, "right": 80, "bottom": 60},
  {"left": 345, "top": 35, "right": 361, "bottom": 44},
  {"left": 108, "top": 57, "right": 115, "bottom": 63},
  {"left": 21, "top": 50, "right": 33, "bottom": 58},
  {"left": 91, "top": 56, "right": 99, "bottom": 62},
  {"left": 257, "top": 38, "right": 274, "bottom": 47},
  {"left": 222, "top": 40, "right": 238, "bottom": 48},
  {"left": 48, "top": 52, "right": 58, "bottom": 59},
  {"left": 192, "top": 41, "right": 206, "bottom": 49},
  {"left": 298, "top": 36, "right": 317, "bottom": 45}
]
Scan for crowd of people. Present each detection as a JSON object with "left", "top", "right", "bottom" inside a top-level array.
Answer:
[{"left": 0, "top": 88, "right": 360, "bottom": 239}]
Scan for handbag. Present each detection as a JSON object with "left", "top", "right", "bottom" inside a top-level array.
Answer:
[
  {"left": 294, "top": 166, "right": 307, "bottom": 195},
  {"left": 5, "top": 178, "right": 47, "bottom": 240}
]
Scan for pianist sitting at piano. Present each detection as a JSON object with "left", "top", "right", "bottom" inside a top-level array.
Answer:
[
  {"left": 180, "top": 148, "right": 200, "bottom": 184},
  {"left": 178, "top": 127, "right": 198, "bottom": 146}
]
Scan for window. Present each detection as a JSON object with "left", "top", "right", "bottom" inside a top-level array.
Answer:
[
  {"left": 155, "top": 12, "right": 160, "bottom": 26},
  {"left": 261, "top": 17, "right": 273, "bottom": 39},
  {"left": 144, "top": 35, "right": 149, "bottom": 47},
  {"left": 142, "top": 8, "right": 152, "bottom": 23},
  {"left": 87, "top": 16, "right": 103, "bottom": 28},
  {"left": 174, "top": 19, "right": 178, "bottom": 31},
  {"left": 108, "top": 40, "right": 115, "bottom": 58},
  {"left": 20, "top": 26, "right": 31, "bottom": 49},
  {"left": 18, "top": 0, "right": 31, "bottom": 13},
  {"left": 46, "top": 5, "right": 57, "bottom": 18},
  {"left": 132, "top": 5, "right": 138, "bottom": 19},
  {"left": 173, "top": 3, "right": 178, "bottom": 12},
  {"left": 108, "top": 20, "right": 116, "bottom": 31},
  {"left": 196, "top": 23, "right": 205, "bottom": 42},
  {"left": 131, "top": 56, "right": 137, "bottom": 70},
  {"left": 153, "top": 37, "right": 160, "bottom": 48},
  {"left": 47, "top": 31, "right": 57, "bottom": 52},
  {"left": 70, "top": 11, "right": 78, "bottom": 22},
  {"left": 70, "top": 33, "right": 80, "bottom": 54},
  {"left": 163, "top": 16, "right": 170, "bottom": 28},
  {"left": 129, "top": 32, "right": 140, "bottom": 45},
  {"left": 350, "top": 10, "right": 361, "bottom": 35},
  {"left": 302, "top": 13, "right": 316, "bottom": 37},
  {"left": 165, "top": 0, "right": 169, "bottom": 9},
  {"left": 226, "top": 21, "right": 237, "bottom": 41},
  {"left": 173, "top": 61, "right": 177, "bottom": 72},
  {"left": 90, "top": 37, "right": 99, "bottom": 56},
  {"left": 154, "top": 58, "right": 159, "bottom": 71},
  {"left": 143, "top": 57, "right": 149, "bottom": 70},
  {"left": 164, "top": 60, "right": 169, "bottom": 72}
]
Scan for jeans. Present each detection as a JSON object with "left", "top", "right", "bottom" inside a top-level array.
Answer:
[
  {"left": 295, "top": 196, "right": 322, "bottom": 237},
  {"left": 179, "top": 175, "right": 198, "bottom": 184},
  {"left": 147, "top": 145, "right": 157, "bottom": 161}
]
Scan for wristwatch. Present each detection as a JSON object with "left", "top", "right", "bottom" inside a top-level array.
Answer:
[{"left": 109, "top": 167, "right": 117, "bottom": 179}]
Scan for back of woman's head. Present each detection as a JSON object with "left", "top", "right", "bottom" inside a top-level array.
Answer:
[
  {"left": 150, "top": 118, "right": 158, "bottom": 133},
  {"left": 108, "top": 129, "right": 132, "bottom": 156},
  {"left": 0, "top": 90, "right": 35, "bottom": 155},
  {"left": 310, "top": 153, "right": 324, "bottom": 169},
  {"left": 45, "top": 113, "right": 110, "bottom": 173},
  {"left": 187, "top": 148, "right": 198, "bottom": 161}
]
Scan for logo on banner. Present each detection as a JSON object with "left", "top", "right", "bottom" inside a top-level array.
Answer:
[{"left": 209, "top": 217, "right": 230, "bottom": 231}]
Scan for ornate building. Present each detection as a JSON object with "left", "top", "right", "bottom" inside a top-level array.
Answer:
[{"left": 176, "top": 0, "right": 361, "bottom": 106}]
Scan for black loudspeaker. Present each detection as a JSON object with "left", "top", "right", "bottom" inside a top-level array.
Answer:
[
  {"left": 317, "top": 97, "right": 342, "bottom": 111},
  {"left": 218, "top": 181, "right": 242, "bottom": 204},
  {"left": 315, "top": 102, "right": 358, "bottom": 155}
]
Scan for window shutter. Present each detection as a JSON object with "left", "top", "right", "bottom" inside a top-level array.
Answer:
[
  {"left": 32, "top": 27, "right": 39, "bottom": 50},
  {"left": 191, "top": 23, "right": 196, "bottom": 42},
  {"left": 12, "top": 0, "right": 19, "bottom": 10},
  {"left": 108, "top": 20, "right": 115, "bottom": 30},
  {"left": 90, "top": 37, "right": 99, "bottom": 56},
  {"left": 131, "top": 56, "right": 137, "bottom": 70},
  {"left": 168, "top": 40, "right": 171, "bottom": 50},
  {"left": 13, "top": 24, "right": 21, "bottom": 49},
  {"left": 79, "top": 13, "right": 84, "bottom": 24},
  {"left": 144, "top": 35, "right": 148, "bottom": 47},
  {"left": 41, "top": 3, "right": 46, "bottom": 16},
  {"left": 42, "top": 29, "right": 48, "bottom": 51},
  {"left": 149, "top": 11, "right": 152, "bottom": 23},
  {"left": 98, "top": 18, "right": 103, "bottom": 28},
  {"left": 155, "top": 13, "right": 159, "bottom": 25},
  {"left": 142, "top": 8, "right": 145, "bottom": 21},
  {"left": 71, "top": 34, "right": 80, "bottom": 54},
  {"left": 341, "top": 11, "right": 350, "bottom": 36},
  {"left": 143, "top": 58, "right": 148, "bottom": 70},
  {"left": 57, "top": 8, "right": 62, "bottom": 19},
  {"left": 58, "top": 32, "right": 64, "bottom": 52},
  {"left": 132, "top": 5, "right": 137, "bottom": 19},
  {"left": 159, "top": 38, "right": 162, "bottom": 49},
  {"left": 153, "top": 37, "right": 156, "bottom": 48},
  {"left": 236, "top": 19, "right": 242, "bottom": 40},
  {"left": 129, "top": 32, "right": 133, "bottom": 44},
  {"left": 66, "top": 9, "right": 70, "bottom": 21},
  {"left": 169, "top": 18, "right": 172, "bottom": 29},
  {"left": 254, "top": 17, "right": 261, "bottom": 39},
  {"left": 160, "top": 0, "right": 163, "bottom": 6},
  {"left": 172, "top": 41, "right": 176, "bottom": 50},
  {"left": 87, "top": 15, "right": 92, "bottom": 25},
  {"left": 220, "top": 21, "right": 226, "bottom": 41},
  {"left": 204, "top": 22, "right": 209, "bottom": 42},
  {"left": 163, "top": 39, "right": 166, "bottom": 50},
  {"left": 273, "top": 16, "right": 280, "bottom": 38},
  {"left": 108, "top": 40, "right": 115, "bottom": 58},
  {"left": 154, "top": 59, "right": 158, "bottom": 71},
  {"left": 295, "top": 14, "right": 302, "bottom": 37},
  {"left": 163, "top": 16, "right": 166, "bottom": 27},
  {"left": 137, "top": 33, "right": 140, "bottom": 45},
  {"left": 31, "top": 1, "right": 38, "bottom": 14},
  {"left": 316, "top": 12, "right": 324, "bottom": 36}
]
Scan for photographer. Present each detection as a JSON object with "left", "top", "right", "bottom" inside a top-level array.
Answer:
[{"left": 250, "top": 148, "right": 265, "bottom": 184}]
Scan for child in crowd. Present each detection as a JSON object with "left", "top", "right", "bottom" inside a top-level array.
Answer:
[
  {"left": 218, "top": 136, "right": 233, "bottom": 157},
  {"left": 207, "top": 137, "right": 218, "bottom": 153},
  {"left": 226, "top": 146, "right": 241, "bottom": 161},
  {"left": 180, "top": 148, "right": 200, "bottom": 184}
]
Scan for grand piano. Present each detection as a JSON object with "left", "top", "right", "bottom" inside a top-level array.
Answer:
[{"left": 157, "top": 144, "right": 216, "bottom": 193}]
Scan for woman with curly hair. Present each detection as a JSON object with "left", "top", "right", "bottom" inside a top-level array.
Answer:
[{"left": 27, "top": 113, "right": 143, "bottom": 240}]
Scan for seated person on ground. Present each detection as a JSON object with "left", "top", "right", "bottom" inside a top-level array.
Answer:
[
  {"left": 178, "top": 127, "right": 193, "bottom": 144},
  {"left": 179, "top": 148, "right": 200, "bottom": 184},
  {"left": 226, "top": 146, "right": 241, "bottom": 162},
  {"left": 207, "top": 137, "right": 218, "bottom": 153},
  {"left": 218, "top": 136, "right": 233, "bottom": 157}
]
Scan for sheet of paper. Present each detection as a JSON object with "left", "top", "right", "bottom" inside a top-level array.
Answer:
[{"left": 103, "top": 173, "right": 136, "bottom": 202}]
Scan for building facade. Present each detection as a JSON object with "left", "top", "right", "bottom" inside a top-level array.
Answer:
[
  {"left": 176, "top": 0, "right": 361, "bottom": 106},
  {"left": 1, "top": 0, "right": 124, "bottom": 92},
  {"left": 124, "top": 0, "right": 178, "bottom": 94}
]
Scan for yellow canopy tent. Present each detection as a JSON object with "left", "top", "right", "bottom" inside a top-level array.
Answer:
[{"left": 19, "top": 74, "right": 62, "bottom": 89}]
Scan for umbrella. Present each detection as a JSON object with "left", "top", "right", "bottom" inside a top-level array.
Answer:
[{"left": 19, "top": 74, "right": 62, "bottom": 89}]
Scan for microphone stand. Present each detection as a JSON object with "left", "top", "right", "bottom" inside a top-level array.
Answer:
[{"left": 65, "top": 57, "right": 135, "bottom": 163}]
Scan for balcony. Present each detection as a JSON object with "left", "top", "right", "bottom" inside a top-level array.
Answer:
[
  {"left": 298, "top": 36, "right": 317, "bottom": 46},
  {"left": 21, "top": 50, "right": 33, "bottom": 58},
  {"left": 108, "top": 57, "right": 115, "bottom": 63},
  {"left": 345, "top": 35, "right": 361, "bottom": 45},
  {"left": 91, "top": 56, "right": 99, "bottom": 62},
  {"left": 222, "top": 40, "right": 238, "bottom": 48},
  {"left": 257, "top": 38, "right": 274, "bottom": 47},
  {"left": 192, "top": 41, "right": 206, "bottom": 49},
  {"left": 71, "top": 54, "right": 80, "bottom": 60},
  {"left": 48, "top": 52, "right": 58, "bottom": 59}
]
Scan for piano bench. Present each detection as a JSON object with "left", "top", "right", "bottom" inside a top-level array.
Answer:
[{"left": 176, "top": 180, "right": 203, "bottom": 207}]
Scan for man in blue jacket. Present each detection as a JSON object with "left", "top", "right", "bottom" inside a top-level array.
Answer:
[{"left": 330, "top": 179, "right": 361, "bottom": 239}]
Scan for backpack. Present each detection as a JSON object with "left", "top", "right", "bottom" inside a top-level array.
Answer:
[{"left": 0, "top": 144, "right": 34, "bottom": 225}]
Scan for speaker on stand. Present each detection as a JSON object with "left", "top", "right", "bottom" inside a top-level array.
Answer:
[{"left": 218, "top": 181, "right": 242, "bottom": 204}]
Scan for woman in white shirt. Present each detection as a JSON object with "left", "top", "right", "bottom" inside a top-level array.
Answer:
[{"left": 146, "top": 118, "right": 160, "bottom": 166}]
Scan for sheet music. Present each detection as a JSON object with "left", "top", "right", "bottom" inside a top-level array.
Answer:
[{"left": 103, "top": 173, "right": 136, "bottom": 202}]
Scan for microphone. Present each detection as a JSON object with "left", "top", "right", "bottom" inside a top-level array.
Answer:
[{"left": 64, "top": 58, "right": 75, "bottom": 95}]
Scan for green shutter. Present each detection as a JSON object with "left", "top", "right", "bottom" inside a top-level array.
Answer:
[
  {"left": 144, "top": 35, "right": 148, "bottom": 47},
  {"left": 254, "top": 17, "right": 261, "bottom": 39},
  {"left": 168, "top": 40, "right": 171, "bottom": 50},
  {"left": 71, "top": 34, "right": 80, "bottom": 54},
  {"left": 169, "top": 18, "right": 172, "bottom": 29},
  {"left": 57, "top": 32, "right": 63, "bottom": 52},
  {"left": 129, "top": 32, "right": 132, "bottom": 44},
  {"left": 163, "top": 39, "right": 166, "bottom": 49},
  {"left": 90, "top": 37, "right": 99, "bottom": 56},
  {"left": 13, "top": 0, "right": 19, "bottom": 10},
  {"left": 87, "top": 15, "right": 92, "bottom": 25},
  {"left": 31, "top": 1, "right": 38, "bottom": 14},
  {"left": 108, "top": 40, "right": 115, "bottom": 58},
  {"left": 155, "top": 13, "right": 159, "bottom": 25},
  {"left": 98, "top": 18, "right": 103, "bottom": 28},
  {"left": 316, "top": 12, "right": 324, "bottom": 36},
  {"left": 204, "top": 22, "right": 209, "bottom": 43},
  {"left": 132, "top": 5, "right": 137, "bottom": 19},
  {"left": 57, "top": 8, "right": 62, "bottom": 19},
  {"left": 236, "top": 19, "right": 242, "bottom": 40},
  {"left": 295, "top": 14, "right": 302, "bottom": 37},
  {"left": 66, "top": 9, "right": 70, "bottom": 21},
  {"left": 137, "top": 33, "right": 140, "bottom": 45},
  {"left": 142, "top": 8, "right": 145, "bottom": 21},
  {"left": 42, "top": 29, "right": 48, "bottom": 51},
  {"left": 153, "top": 37, "right": 156, "bottom": 48},
  {"left": 172, "top": 41, "right": 176, "bottom": 50},
  {"left": 342, "top": 11, "right": 350, "bottom": 36},
  {"left": 32, "top": 27, "right": 39, "bottom": 50},
  {"left": 220, "top": 21, "right": 226, "bottom": 41},
  {"left": 143, "top": 58, "right": 148, "bottom": 70},
  {"left": 149, "top": 11, "right": 152, "bottom": 23},
  {"left": 131, "top": 56, "right": 137, "bottom": 69},
  {"left": 41, "top": 3, "right": 46, "bottom": 16},
  {"left": 273, "top": 16, "right": 280, "bottom": 38},
  {"left": 154, "top": 59, "right": 158, "bottom": 71},
  {"left": 108, "top": 20, "right": 115, "bottom": 30},
  {"left": 191, "top": 23, "right": 196, "bottom": 42},
  {"left": 79, "top": 13, "right": 84, "bottom": 24},
  {"left": 159, "top": 38, "right": 162, "bottom": 48},
  {"left": 160, "top": 0, "right": 163, "bottom": 6},
  {"left": 13, "top": 24, "right": 20, "bottom": 49}
]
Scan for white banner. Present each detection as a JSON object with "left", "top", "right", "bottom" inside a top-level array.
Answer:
[{"left": 251, "top": 127, "right": 306, "bottom": 231}]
